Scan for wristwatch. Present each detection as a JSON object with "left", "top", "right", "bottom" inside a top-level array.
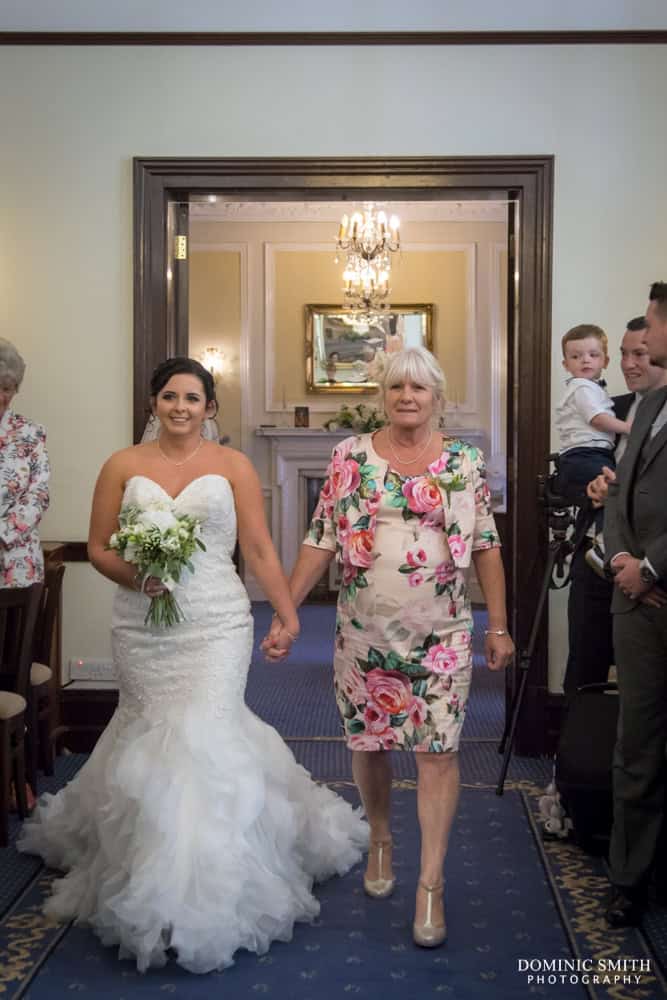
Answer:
[{"left": 639, "top": 558, "right": 658, "bottom": 586}]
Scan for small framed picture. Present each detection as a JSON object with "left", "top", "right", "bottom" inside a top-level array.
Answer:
[{"left": 294, "top": 406, "right": 310, "bottom": 428}]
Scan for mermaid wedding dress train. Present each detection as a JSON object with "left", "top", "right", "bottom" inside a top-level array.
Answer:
[{"left": 18, "top": 474, "right": 367, "bottom": 973}]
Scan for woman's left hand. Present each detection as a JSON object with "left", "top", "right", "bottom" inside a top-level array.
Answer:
[
  {"left": 260, "top": 617, "right": 295, "bottom": 662},
  {"left": 484, "top": 632, "right": 514, "bottom": 671}
]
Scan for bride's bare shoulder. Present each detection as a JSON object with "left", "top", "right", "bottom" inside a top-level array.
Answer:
[
  {"left": 215, "top": 445, "right": 259, "bottom": 482},
  {"left": 98, "top": 443, "right": 156, "bottom": 482}
]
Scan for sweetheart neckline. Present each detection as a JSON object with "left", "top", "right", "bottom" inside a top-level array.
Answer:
[{"left": 124, "top": 473, "right": 231, "bottom": 502}]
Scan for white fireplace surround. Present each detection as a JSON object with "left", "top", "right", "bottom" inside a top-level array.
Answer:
[{"left": 255, "top": 429, "right": 348, "bottom": 584}]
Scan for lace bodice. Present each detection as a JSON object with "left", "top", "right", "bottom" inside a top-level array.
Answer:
[
  {"left": 122, "top": 473, "right": 238, "bottom": 558},
  {"left": 111, "top": 473, "right": 250, "bottom": 720}
]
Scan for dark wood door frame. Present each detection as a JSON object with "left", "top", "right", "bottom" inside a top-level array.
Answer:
[{"left": 133, "top": 155, "right": 554, "bottom": 754}]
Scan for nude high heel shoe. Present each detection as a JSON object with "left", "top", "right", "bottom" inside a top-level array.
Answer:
[
  {"left": 363, "top": 839, "right": 395, "bottom": 898},
  {"left": 413, "top": 880, "right": 446, "bottom": 947}
]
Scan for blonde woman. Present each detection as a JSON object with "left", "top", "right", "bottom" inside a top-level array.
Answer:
[{"left": 264, "top": 347, "right": 514, "bottom": 947}]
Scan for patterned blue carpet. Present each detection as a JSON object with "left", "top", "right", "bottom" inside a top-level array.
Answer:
[
  {"left": 3, "top": 784, "right": 584, "bottom": 1000},
  {"left": 1, "top": 604, "right": 666, "bottom": 998}
]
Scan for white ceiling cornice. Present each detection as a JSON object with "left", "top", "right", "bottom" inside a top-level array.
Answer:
[{"left": 189, "top": 200, "right": 508, "bottom": 225}]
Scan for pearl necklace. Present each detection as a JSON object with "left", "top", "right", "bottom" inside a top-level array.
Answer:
[
  {"left": 157, "top": 435, "right": 204, "bottom": 467},
  {"left": 386, "top": 427, "right": 434, "bottom": 467}
]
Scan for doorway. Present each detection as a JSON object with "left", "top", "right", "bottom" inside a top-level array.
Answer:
[{"left": 133, "top": 156, "right": 554, "bottom": 754}]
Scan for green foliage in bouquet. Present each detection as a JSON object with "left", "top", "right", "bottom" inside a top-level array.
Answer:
[{"left": 323, "top": 402, "right": 386, "bottom": 433}]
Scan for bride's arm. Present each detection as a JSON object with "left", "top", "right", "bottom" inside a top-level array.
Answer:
[
  {"left": 231, "top": 453, "right": 300, "bottom": 639},
  {"left": 88, "top": 454, "right": 143, "bottom": 590}
]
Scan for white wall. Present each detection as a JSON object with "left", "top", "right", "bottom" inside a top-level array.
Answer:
[
  {"left": 2, "top": 0, "right": 667, "bottom": 31},
  {"left": 1, "top": 42, "right": 666, "bottom": 684}
]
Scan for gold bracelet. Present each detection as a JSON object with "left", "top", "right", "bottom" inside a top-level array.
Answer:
[
  {"left": 484, "top": 628, "right": 508, "bottom": 636},
  {"left": 133, "top": 571, "right": 144, "bottom": 592}
]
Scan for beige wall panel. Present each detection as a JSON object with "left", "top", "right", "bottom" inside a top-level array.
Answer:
[
  {"left": 272, "top": 250, "right": 340, "bottom": 403},
  {"left": 389, "top": 250, "right": 468, "bottom": 402},
  {"left": 189, "top": 250, "right": 243, "bottom": 449}
]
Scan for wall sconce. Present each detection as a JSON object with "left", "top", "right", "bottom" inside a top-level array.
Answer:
[{"left": 200, "top": 347, "right": 225, "bottom": 379}]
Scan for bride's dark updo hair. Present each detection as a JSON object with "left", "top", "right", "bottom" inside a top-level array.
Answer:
[{"left": 150, "top": 357, "right": 218, "bottom": 413}]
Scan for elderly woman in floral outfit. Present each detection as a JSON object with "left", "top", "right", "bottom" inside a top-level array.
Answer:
[
  {"left": 265, "top": 347, "right": 514, "bottom": 948},
  {"left": 0, "top": 338, "right": 50, "bottom": 588}
]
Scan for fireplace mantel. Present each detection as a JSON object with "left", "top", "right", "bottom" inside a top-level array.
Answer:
[
  {"left": 255, "top": 427, "right": 350, "bottom": 440},
  {"left": 255, "top": 427, "right": 349, "bottom": 579}
]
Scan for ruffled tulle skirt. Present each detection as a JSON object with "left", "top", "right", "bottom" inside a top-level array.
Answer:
[{"left": 18, "top": 704, "right": 368, "bottom": 974}]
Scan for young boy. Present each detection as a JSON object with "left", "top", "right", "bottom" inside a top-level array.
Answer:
[{"left": 555, "top": 324, "right": 632, "bottom": 508}]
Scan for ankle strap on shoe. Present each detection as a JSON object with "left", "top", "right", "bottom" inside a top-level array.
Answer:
[{"left": 418, "top": 880, "right": 443, "bottom": 892}]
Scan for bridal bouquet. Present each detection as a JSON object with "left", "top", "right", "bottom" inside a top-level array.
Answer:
[{"left": 108, "top": 502, "right": 206, "bottom": 628}]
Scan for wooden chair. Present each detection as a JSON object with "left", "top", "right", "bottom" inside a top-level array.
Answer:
[
  {"left": 29, "top": 562, "right": 66, "bottom": 784},
  {"left": 0, "top": 583, "right": 43, "bottom": 846}
]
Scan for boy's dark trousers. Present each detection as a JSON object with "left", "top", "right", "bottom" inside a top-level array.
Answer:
[{"left": 557, "top": 446, "right": 616, "bottom": 508}]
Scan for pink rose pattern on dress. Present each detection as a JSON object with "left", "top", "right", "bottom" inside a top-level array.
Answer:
[
  {"left": 306, "top": 436, "right": 498, "bottom": 752},
  {"left": 366, "top": 668, "right": 413, "bottom": 715},
  {"left": 0, "top": 412, "right": 50, "bottom": 587},
  {"left": 339, "top": 631, "right": 472, "bottom": 753},
  {"left": 422, "top": 643, "right": 460, "bottom": 675},
  {"left": 402, "top": 476, "right": 442, "bottom": 514}
]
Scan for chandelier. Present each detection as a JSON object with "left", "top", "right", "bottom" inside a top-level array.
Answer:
[{"left": 335, "top": 203, "right": 400, "bottom": 311}]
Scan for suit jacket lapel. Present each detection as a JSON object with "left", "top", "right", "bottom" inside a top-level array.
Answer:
[
  {"left": 618, "top": 387, "right": 667, "bottom": 511},
  {"left": 639, "top": 416, "right": 667, "bottom": 476}
]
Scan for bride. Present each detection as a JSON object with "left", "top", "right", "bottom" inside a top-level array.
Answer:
[{"left": 19, "top": 357, "right": 368, "bottom": 974}]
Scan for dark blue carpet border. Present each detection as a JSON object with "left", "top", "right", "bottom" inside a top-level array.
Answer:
[{"left": 521, "top": 787, "right": 667, "bottom": 1000}]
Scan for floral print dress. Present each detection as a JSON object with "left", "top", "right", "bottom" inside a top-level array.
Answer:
[
  {"left": 304, "top": 433, "right": 500, "bottom": 753},
  {"left": 0, "top": 409, "right": 50, "bottom": 587}
]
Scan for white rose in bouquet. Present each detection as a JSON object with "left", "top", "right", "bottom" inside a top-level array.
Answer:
[{"left": 138, "top": 507, "right": 178, "bottom": 533}]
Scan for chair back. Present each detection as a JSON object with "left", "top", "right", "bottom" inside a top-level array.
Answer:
[
  {"left": 34, "top": 562, "right": 66, "bottom": 666},
  {"left": 0, "top": 583, "right": 44, "bottom": 699}
]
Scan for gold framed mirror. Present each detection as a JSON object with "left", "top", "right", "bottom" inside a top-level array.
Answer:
[{"left": 305, "top": 303, "right": 434, "bottom": 393}]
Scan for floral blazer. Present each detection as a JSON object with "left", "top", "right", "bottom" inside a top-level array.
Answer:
[
  {"left": 0, "top": 409, "right": 50, "bottom": 587},
  {"left": 304, "top": 433, "right": 500, "bottom": 589}
]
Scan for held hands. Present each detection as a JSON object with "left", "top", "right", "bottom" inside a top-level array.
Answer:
[
  {"left": 484, "top": 629, "right": 515, "bottom": 671},
  {"left": 260, "top": 614, "right": 300, "bottom": 662},
  {"left": 586, "top": 465, "right": 616, "bottom": 508}
]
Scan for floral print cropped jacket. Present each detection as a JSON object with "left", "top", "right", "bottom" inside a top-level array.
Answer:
[
  {"left": 0, "top": 409, "right": 50, "bottom": 586},
  {"left": 305, "top": 433, "right": 500, "bottom": 598}
]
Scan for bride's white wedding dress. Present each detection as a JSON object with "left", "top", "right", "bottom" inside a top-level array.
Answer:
[{"left": 18, "top": 474, "right": 368, "bottom": 974}]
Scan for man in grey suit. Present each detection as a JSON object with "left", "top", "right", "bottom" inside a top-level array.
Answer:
[{"left": 604, "top": 281, "right": 667, "bottom": 926}]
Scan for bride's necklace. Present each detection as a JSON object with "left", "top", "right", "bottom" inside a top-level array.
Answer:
[
  {"left": 386, "top": 427, "right": 434, "bottom": 467},
  {"left": 157, "top": 435, "right": 204, "bottom": 467}
]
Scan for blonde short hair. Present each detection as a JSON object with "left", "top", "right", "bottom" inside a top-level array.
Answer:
[{"left": 377, "top": 347, "right": 446, "bottom": 424}]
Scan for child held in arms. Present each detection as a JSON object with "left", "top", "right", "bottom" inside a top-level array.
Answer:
[{"left": 555, "top": 324, "right": 631, "bottom": 512}]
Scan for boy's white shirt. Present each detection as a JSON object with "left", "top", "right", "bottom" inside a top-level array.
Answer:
[{"left": 555, "top": 376, "right": 615, "bottom": 453}]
